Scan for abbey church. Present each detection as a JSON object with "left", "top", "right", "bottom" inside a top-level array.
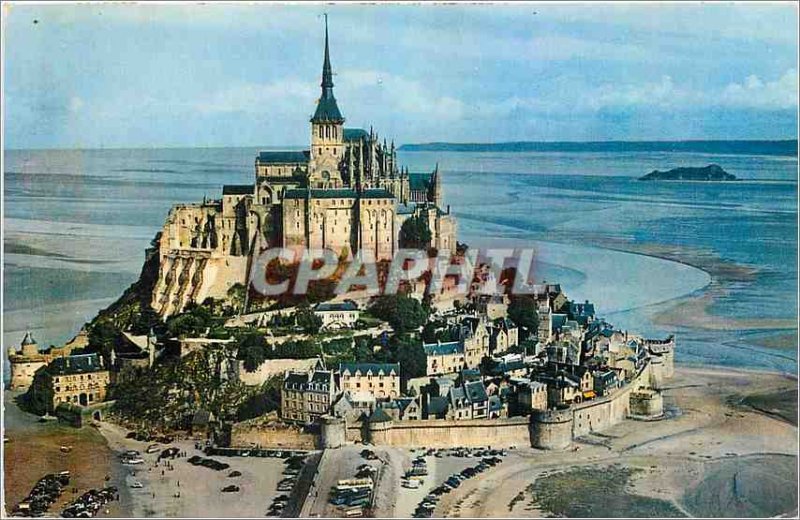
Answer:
[{"left": 152, "top": 21, "right": 457, "bottom": 316}]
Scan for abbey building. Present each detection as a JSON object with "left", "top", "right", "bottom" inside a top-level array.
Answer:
[{"left": 152, "top": 22, "right": 457, "bottom": 316}]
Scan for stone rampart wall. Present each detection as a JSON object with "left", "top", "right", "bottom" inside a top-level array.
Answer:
[
  {"left": 365, "top": 417, "right": 530, "bottom": 448},
  {"left": 230, "top": 422, "right": 317, "bottom": 449}
]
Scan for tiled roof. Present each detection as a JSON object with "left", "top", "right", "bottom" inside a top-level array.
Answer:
[
  {"left": 257, "top": 151, "right": 310, "bottom": 164},
  {"left": 222, "top": 184, "right": 253, "bottom": 196},
  {"left": 48, "top": 353, "right": 104, "bottom": 376},
  {"left": 339, "top": 362, "right": 399, "bottom": 377},
  {"left": 423, "top": 341, "right": 464, "bottom": 356}
]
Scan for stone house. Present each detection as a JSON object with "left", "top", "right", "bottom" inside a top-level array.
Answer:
[
  {"left": 313, "top": 300, "right": 360, "bottom": 330},
  {"left": 281, "top": 369, "right": 337, "bottom": 424},
  {"left": 423, "top": 341, "right": 465, "bottom": 376},
  {"left": 337, "top": 362, "right": 400, "bottom": 400},
  {"left": 331, "top": 390, "right": 375, "bottom": 422},
  {"left": 489, "top": 318, "right": 519, "bottom": 355},
  {"left": 518, "top": 381, "right": 548, "bottom": 413},
  {"left": 29, "top": 353, "right": 110, "bottom": 415},
  {"left": 447, "top": 380, "right": 489, "bottom": 421}
]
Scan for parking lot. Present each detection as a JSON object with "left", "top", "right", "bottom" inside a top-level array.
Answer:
[
  {"left": 99, "top": 422, "right": 293, "bottom": 518},
  {"left": 393, "top": 447, "right": 509, "bottom": 518}
]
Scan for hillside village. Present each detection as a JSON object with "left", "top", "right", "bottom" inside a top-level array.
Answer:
[{"left": 8, "top": 19, "right": 674, "bottom": 448}]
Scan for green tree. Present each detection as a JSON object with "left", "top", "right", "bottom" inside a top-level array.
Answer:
[
  {"left": 87, "top": 319, "right": 120, "bottom": 362},
  {"left": 165, "top": 304, "right": 215, "bottom": 338},
  {"left": 391, "top": 334, "right": 427, "bottom": 380},
  {"left": 236, "top": 376, "right": 283, "bottom": 421},
  {"left": 237, "top": 331, "right": 268, "bottom": 372},
  {"left": 227, "top": 284, "right": 247, "bottom": 315},
  {"left": 399, "top": 215, "right": 432, "bottom": 249},
  {"left": 508, "top": 295, "right": 539, "bottom": 338},
  {"left": 294, "top": 303, "right": 323, "bottom": 334},
  {"left": 370, "top": 294, "right": 429, "bottom": 333}
]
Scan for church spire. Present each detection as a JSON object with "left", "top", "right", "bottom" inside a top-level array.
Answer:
[
  {"left": 311, "top": 14, "right": 344, "bottom": 123},
  {"left": 321, "top": 14, "right": 333, "bottom": 93}
]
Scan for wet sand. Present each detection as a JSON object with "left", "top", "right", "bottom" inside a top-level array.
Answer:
[
  {"left": 2, "top": 391, "right": 129, "bottom": 518},
  {"left": 652, "top": 286, "right": 797, "bottom": 331},
  {"left": 426, "top": 366, "right": 798, "bottom": 518}
]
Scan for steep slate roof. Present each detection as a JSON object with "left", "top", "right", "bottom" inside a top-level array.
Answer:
[
  {"left": 423, "top": 341, "right": 464, "bottom": 356},
  {"left": 464, "top": 380, "right": 489, "bottom": 403},
  {"left": 311, "top": 19, "right": 344, "bottom": 123},
  {"left": 48, "top": 353, "right": 104, "bottom": 376},
  {"left": 257, "top": 151, "right": 310, "bottom": 164},
  {"left": 21, "top": 331, "right": 37, "bottom": 346},
  {"left": 222, "top": 185, "right": 253, "bottom": 196},
  {"left": 315, "top": 301, "right": 359, "bottom": 312},
  {"left": 344, "top": 128, "right": 369, "bottom": 142},
  {"left": 408, "top": 172, "right": 433, "bottom": 192},
  {"left": 396, "top": 203, "right": 417, "bottom": 215},
  {"left": 368, "top": 407, "right": 393, "bottom": 423},
  {"left": 551, "top": 314, "right": 568, "bottom": 330},
  {"left": 461, "top": 369, "right": 482, "bottom": 382},
  {"left": 489, "top": 395, "right": 503, "bottom": 413},
  {"left": 284, "top": 370, "right": 334, "bottom": 393},
  {"left": 428, "top": 395, "right": 449, "bottom": 416},
  {"left": 283, "top": 188, "right": 395, "bottom": 200},
  {"left": 339, "top": 362, "right": 399, "bottom": 377}
]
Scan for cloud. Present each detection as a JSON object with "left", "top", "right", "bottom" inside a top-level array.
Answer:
[
  {"left": 476, "top": 69, "right": 798, "bottom": 118},
  {"left": 720, "top": 69, "right": 798, "bottom": 110},
  {"left": 337, "top": 70, "right": 465, "bottom": 121}
]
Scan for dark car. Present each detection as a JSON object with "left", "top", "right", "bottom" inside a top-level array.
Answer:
[
  {"left": 360, "top": 449, "right": 377, "bottom": 460},
  {"left": 221, "top": 485, "right": 240, "bottom": 493},
  {"left": 228, "top": 471, "right": 242, "bottom": 478}
]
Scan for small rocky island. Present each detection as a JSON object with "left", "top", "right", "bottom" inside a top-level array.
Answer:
[{"left": 639, "top": 164, "right": 737, "bottom": 181}]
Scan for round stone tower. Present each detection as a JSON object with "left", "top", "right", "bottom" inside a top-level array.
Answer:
[
  {"left": 530, "top": 408, "right": 573, "bottom": 450},
  {"left": 20, "top": 331, "right": 39, "bottom": 357},
  {"left": 9, "top": 332, "right": 47, "bottom": 391},
  {"left": 319, "top": 415, "right": 346, "bottom": 449}
]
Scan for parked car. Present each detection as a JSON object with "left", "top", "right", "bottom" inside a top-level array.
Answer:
[{"left": 221, "top": 485, "right": 240, "bottom": 493}]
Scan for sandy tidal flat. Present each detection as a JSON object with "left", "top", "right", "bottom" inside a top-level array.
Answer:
[{"left": 413, "top": 367, "right": 798, "bottom": 518}]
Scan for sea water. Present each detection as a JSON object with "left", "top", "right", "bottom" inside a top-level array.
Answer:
[{"left": 3, "top": 146, "right": 797, "bottom": 376}]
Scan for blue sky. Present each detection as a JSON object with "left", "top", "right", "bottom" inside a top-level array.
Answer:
[{"left": 3, "top": 3, "right": 798, "bottom": 149}]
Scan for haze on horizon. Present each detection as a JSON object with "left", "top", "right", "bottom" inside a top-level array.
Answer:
[{"left": 3, "top": 3, "right": 798, "bottom": 150}]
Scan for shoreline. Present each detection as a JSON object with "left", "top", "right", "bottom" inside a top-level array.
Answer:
[
  {"left": 426, "top": 365, "right": 797, "bottom": 518},
  {"left": 5, "top": 362, "right": 796, "bottom": 518}
]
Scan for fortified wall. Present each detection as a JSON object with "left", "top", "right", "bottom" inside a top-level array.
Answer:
[{"left": 318, "top": 355, "right": 668, "bottom": 450}]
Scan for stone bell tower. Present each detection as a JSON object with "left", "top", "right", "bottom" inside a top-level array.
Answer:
[{"left": 309, "top": 15, "right": 345, "bottom": 189}]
